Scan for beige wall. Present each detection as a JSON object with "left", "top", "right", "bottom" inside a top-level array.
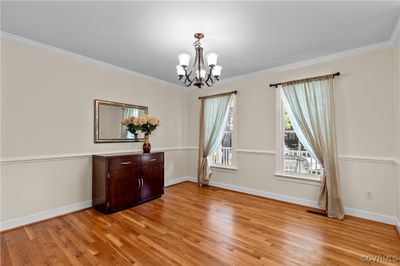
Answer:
[
  {"left": 188, "top": 46, "right": 398, "bottom": 219},
  {"left": 396, "top": 40, "right": 400, "bottom": 224},
  {"left": 1, "top": 35, "right": 399, "bottom": 227},
  {"left": 393, "top": 40, "right": 400, "bottom": 224},
  {"left": 1, "top": 38, "right": 189, "bottom": 222}
]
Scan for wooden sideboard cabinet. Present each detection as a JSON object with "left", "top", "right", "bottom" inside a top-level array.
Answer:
[{"left": 92, "top": 152, "right": 164, "bottom": 214}]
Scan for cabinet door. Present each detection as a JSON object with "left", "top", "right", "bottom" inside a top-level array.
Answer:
[
  {"left": 140, "top": 162, "right": 164, "bottom": 202},
  {"left": 108, "top": 166, "right": 140, "bottom": 212}
]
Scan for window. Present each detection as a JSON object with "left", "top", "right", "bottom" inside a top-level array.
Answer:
[
  {"left": 276, "top": 89, "right": 322, "bottom": 180},
  {"left": 212, "top": 98, "right": 235, "bottom": 167}
]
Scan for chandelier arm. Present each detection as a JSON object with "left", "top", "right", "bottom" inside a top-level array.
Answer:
[
  {"left": 208, "top": 70, "right": 217, "bottom": 85},
  {"left": 182, "top": 69, "right": 192, "bottom": 85},
  {"left": 206, "top": 71, "right": 213, "bottom": 82},
  {"left": 210, "top": 76, "right": 215, "bottom": 85},
  {"left": 204, "top": 73, "right": 212, "bottom": 87},
  {"left": 185, "top": 77, "right": 193, "bottom": 85},
  {"left": 186, "top": 79, "right": 194, "bottom": 87},
  {"left": 183, "top": 69, "right": 193, "bottom": 84},
  {"left": 205, "top": 73, "right": 212, "bottom": 87}
]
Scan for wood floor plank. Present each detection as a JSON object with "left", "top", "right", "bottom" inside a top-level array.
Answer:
[{"left": 1, "top": 182, "right": 399, "bottom": 265}]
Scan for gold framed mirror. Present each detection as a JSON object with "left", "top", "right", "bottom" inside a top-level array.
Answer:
[{"left": 94, "top": 99, "right": 148, "bottom": 143}]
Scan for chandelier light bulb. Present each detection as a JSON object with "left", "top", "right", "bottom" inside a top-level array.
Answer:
[
  {"left": 206, "top": 53, "right": 218, "bottom": 67},
  {"left": 176, "top": 65, "right": 185, "bottom": 76},
  {"left": 212, "top": 65, "right": 223, "bottom": 77},
  {"left": 178, "top": 53, "right": 191, "bottom": 67}
]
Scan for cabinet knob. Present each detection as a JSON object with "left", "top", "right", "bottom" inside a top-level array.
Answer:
[
  {"left": 149, "top": 159, "right": 157, "bottom": 162},
  {"left": 121, "top": 161, "right": 132, "bottom": 165}
]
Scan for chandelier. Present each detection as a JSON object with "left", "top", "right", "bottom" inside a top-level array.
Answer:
[{"left": 176, "top": 33, "right": 222, "bottom": 89}]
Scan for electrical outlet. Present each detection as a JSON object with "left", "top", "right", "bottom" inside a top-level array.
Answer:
[{"left": 365, "top": 191, "right": 373, "bottom": 200}]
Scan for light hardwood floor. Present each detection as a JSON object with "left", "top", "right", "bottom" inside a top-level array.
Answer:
[{"left": 1, "top": 182, "right": 400, "bottom": 265}]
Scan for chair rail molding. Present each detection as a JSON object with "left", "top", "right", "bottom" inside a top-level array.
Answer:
[
  {"left": 2, "top": 148, "right": 395, "bottom": 165},
  {"left": 236, "top": 149, "right": 276, "bottom": 155},
  {"left": 337, "top": 154, "right": 397, "bottom": 165},
  {"left": 188, "top": 147, "right": 396, "bottom": 165},
  {"left": 0, "top": 147, "right": 194, "bottom": 165}
]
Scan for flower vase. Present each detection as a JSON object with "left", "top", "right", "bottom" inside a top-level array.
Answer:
[
  {"left": 143, "top": 133, "right": 151, "bottom": 153},
  {"left": 133, "top": 133, "right": 138, "bottom": 141}
]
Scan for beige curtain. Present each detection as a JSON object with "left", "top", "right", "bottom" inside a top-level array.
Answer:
[
  {"left": 198, "top": 94, "right": 233, "bottom": 186},
  {"left": 281, "top": 76, "right": 344, "bottom": 219}
]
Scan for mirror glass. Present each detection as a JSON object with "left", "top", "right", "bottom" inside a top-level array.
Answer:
[{"left": 94, "top": 100, "right": 148, "bottom": 143}]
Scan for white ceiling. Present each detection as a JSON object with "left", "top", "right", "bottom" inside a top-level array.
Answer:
[{"left": 2, "top": 1, "right": 399, "bottom": 85}]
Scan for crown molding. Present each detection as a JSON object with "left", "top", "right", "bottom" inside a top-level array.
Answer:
[
  {"left": 1, "top": 31, "right": 397, "bottom": 90},
  {"left": 217, "top": 40, "right": 394, "bottom": 85},
  {"left": 391, "top": 14, "right": 400, "bottom": 43},
  {"left": 0, "top": 31, "right": 184, "bottom": 89}
]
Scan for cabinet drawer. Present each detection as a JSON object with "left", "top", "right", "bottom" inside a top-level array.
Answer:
[
  {"left": 141, "top": 153, "right": 163, "bottom": 165},
  {"left": 109, "top": 156, "right": 140, "bottom": 170}
]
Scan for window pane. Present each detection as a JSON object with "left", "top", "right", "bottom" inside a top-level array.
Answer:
[
  {"left": 212, "top": 101, "right": 234, "bottom": 165},
  {"left": 282, "top": 108, "right": 323, "bottom": 178}
]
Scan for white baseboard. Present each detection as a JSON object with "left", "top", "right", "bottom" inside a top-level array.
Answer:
[
  {"left": 2, "top": 177, "right": 397, "bottom": 231},
  {"left": 185, "top": 177, "right": 398, "bottom": 225},
  {"left": 343, "top": 207, "right": 397, "bottom": 225},
  {"left": 165, "top": 177, "right": 192, "bottom": 187},
  {"left": 1, "top": 176, "right": 190, "bottom": 231},
  {"left": 211, "top": 179, "right": 320, "bottom": 208},
  {"left": 0, "top": 200, "right": 92, "bottom": 231}
]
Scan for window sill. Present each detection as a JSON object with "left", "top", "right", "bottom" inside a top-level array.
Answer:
[
  {"left": 274, "top": 172, "right": 321, "bottom": 186},
  {"left": 211, "top": 164, "right": 238, "bottom": 171}
]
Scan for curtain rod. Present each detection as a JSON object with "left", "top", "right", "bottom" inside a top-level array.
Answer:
[
  {"left": 269, "top": 72, "right": 340, "bottom": 88},
  {"left": 198, "top": 90, "right": 237, "bottom": 100}
]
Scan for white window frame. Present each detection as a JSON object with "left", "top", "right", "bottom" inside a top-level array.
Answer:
[
  {"left": 210, "top": 95, "right": 238, "bottom": 171},
  {"left": 275, "top": 88, "right": 321, "bottom": 183}
]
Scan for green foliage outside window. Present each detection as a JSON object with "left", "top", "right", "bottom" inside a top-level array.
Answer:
[{"left": 284, "top": 113, "right": 292, "bottom": 130}]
